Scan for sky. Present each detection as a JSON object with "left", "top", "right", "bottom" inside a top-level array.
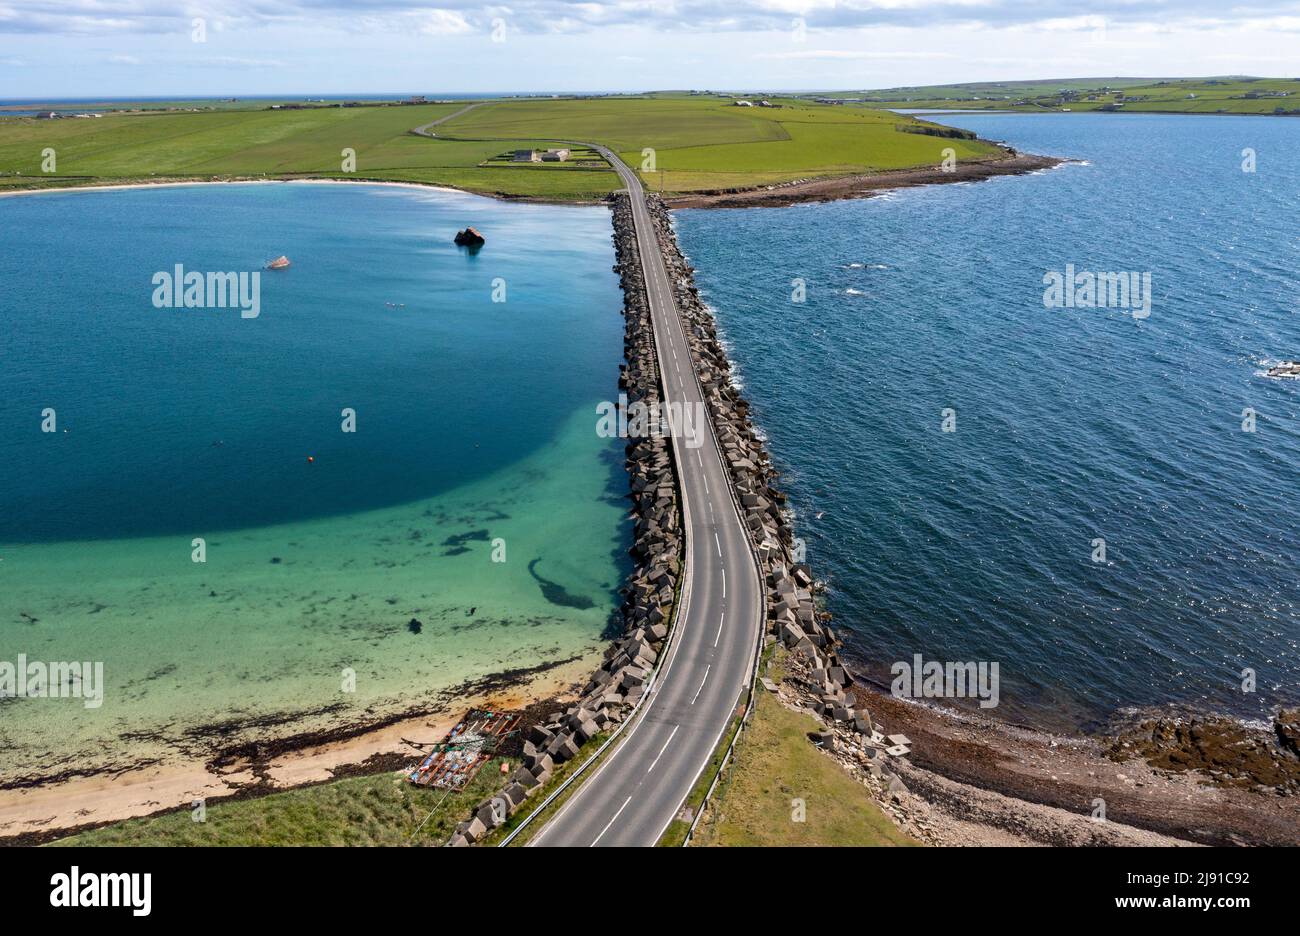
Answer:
[{"left": 1, "top": 1, "right": 1299, "bottom": 98}]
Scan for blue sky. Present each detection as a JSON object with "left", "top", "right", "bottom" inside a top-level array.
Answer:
[{"left": 2, "top": 1, "right": 1299, "bottom": 97}]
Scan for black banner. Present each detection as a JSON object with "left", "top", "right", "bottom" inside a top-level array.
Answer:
[{"left": 1, "top": 844, "right": 1274, "bottom": 922}]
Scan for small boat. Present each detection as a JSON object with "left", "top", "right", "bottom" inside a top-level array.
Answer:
[
  {"left": 1266, "top": 360, "right": 1300, "bottom": 379},
  {"left": 454, "top": 227, "right": 485, "bottom": 248},
  {"left": 266, "top": 255, "right": 291, "bottom": 270}
]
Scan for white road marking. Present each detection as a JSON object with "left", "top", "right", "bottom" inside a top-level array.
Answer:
[
  {"left": 691, "top": 666, "right": 711, "bottom": 705},
  {"left": 647, "top": 724, "right": 680, "bottom": 774},
  {"left": 703, "top": 475, "right": 709, "bottom": 495},
  {"left": 695, "top": 450, "right": 703, "bottom": 468},
  {"left": 592, "top": 796, "right": 634, "bottom": 846},
  {"left": 721, "top": 568, "right": 726, "bottom": 598},
  {"left": 714, "top": 611, "right": 725, "bottom": 647},
  {"left": 714, "top": 532, "right": 721, "bottom": 557}
]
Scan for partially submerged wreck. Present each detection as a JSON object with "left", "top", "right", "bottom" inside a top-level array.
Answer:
[{"left": 454, "top": 227, "right": 485, "bottom": 248}]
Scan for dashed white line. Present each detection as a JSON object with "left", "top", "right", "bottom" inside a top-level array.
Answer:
[
  {"left": 691, "top": 666, "right": 711, "bottom": 705},
  {"left": 591, "top": 796, "right": 633, "bottom": 847},
  {"left": 714, "top": 611, "right": 725, "bottom": 647},
  {"left": 647, "top": 724, "right": 680, "bottom": 774},
  {"left": 714, "top": 532, "right": 721, "bottom": 557},
  {"left": 721, "top": 567, "right": 726, "bottom": 598}
]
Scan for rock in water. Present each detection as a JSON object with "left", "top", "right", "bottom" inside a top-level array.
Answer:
[{"left": 454, "top": 227, "right": 486, "bottom": 248}]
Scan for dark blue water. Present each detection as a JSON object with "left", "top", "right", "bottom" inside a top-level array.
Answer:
[
  {"left": 0, "top": 182, "right": 624, "bottom": 541},
  {"left": 676, "top": 114, "right": 1300, "bottom": 728}
]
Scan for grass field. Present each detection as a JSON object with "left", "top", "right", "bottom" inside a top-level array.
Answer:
[
  {"left": 835, "top": 76, "right": 1300, "bottom": 115},
  {"left": 48, "top": 760, "right": 515, "bottom": 847},
  {"left": 443, "top": 96, "right": 1001, "bottom": 192},
  {"left": 0, "top": 94, "right": 1001, "bottom": 200},
  {"left": 690, "top": 686, "right": 917, "bottom": 847}
]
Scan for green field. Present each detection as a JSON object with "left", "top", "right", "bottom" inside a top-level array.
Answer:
[
  {"left": 48, "top": 760, "right": 514, "bottom": 847},
  {"left": 690, "top": 688, "right": 918, "bottom": 847},
  {"left": 442, "top": 96, "right": 1001, "bottom": 193},
  {"left": 0, "top": 94, "right": 1002, "bottom": 200},
  {"left": 829, "top": 76, "right": 1300, "bottom": 115}
]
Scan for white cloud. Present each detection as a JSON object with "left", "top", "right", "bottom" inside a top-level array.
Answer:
[
  {"left": 5, "top": 0, "right": 1300, "bottom": 37},
  {"left": 756, "top": 48, "right": 955, "bottom": 59},
  {"left": 413, "top": 10, "right": 475, "bottom": 34}
]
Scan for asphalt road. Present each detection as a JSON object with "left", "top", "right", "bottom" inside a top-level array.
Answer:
[{"left": 529, "top": 147, "right": 765, "bottom": 847}]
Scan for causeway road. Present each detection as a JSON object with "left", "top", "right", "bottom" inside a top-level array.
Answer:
[{"left": 530, "top": 146, "right": 765, "bottom": 847}]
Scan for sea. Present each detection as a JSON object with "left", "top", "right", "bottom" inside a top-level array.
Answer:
[
  {"left": 0, "top": 181, "right": 630, "bottom": 782},
  {"left": 674, "top": 113, "right": 1299, "bottom": 730}
]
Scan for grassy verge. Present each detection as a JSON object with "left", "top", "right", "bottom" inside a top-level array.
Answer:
[
  {"left": 657, "top": 690, "right": 747, "bottom": 847},
  {"left": 48, "top": 759, "right": 517, "bottom": 847},
  {"left": 477, "top": 732, "right": 612, "bottom": 847},
  {"left": 688, "top": 678, "right": 918, "bottom": 847}
]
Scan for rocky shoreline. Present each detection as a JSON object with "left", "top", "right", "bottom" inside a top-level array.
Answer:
[{"left": 664, "top": 153, "right": 1065, "bottom": 209}]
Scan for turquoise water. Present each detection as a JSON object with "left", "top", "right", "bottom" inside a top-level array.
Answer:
[
  {"left": 675, "top": 114, "right": 1300, "bottom": 729},
  {"left": 0, "top": 183, "right": 629, "bottom": 782}
]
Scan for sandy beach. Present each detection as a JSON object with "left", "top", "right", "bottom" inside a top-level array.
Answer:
[
  {"left": 0, "top": 177, "right": 469, "bottom": 199},
  {"left": 0, "top": 654, "right": 595, "bottom": 844}
]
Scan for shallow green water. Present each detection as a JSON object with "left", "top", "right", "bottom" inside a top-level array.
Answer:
[{"left": 0, "top": 183, "right": 629, "bottom": 782}]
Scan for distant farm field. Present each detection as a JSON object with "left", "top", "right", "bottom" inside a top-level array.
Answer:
[
  {"left": 844, "top": 76, "right": 1300, "bottom": 115},
  {"left": 0, "top": 102, "right": 620, "bottom": 199},
  {"left": 0, "top": 94, "right": 1004, "bottom": 200}
]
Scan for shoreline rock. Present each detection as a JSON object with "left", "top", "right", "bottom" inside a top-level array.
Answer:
[{"left": 663, "top": 153, "right": 1065, "bottom": 209}]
